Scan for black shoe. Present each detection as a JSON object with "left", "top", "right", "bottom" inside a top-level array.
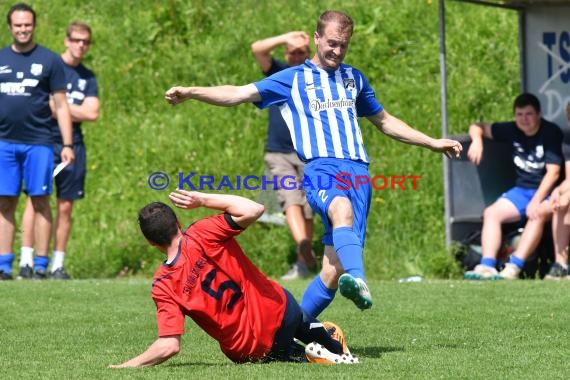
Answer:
[
  {"left": 51, "top": 267, "right": 71, "bottom": 280},
  {"left": 323, "top": 321, "right": 348, "bottom": 354},
  {"left": 287, "top": 340, "right": 309, "bottom": 363},
  {"left": 33, "top": 268, "right": 48, "bottom": 280},
  {"left": 544, "top": 262, "right": 568, "bottom": 280},
  {"left": 0, "top": 270, "right": 13, "bottom": 280},
  {"left": 17, "top": 265, "right": 33, "bottom": 280}
]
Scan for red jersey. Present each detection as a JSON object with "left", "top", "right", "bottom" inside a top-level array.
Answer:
[{"left": 151, "top": 213, "right": 286, "bottom": 363}]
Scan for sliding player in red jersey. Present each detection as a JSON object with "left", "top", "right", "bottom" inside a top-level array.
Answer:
[{"left": 109, "top": 190, "right": 358, "bottom": 367}]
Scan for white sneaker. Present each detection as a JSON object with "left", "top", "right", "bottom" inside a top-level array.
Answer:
[
  {"left": 499, "top": 263, "right": 521, "bottom": 280},
  {"left": 305, "top": 342, "right": 359, "bottom": 364},
  {"left": 464, "top": 264, "right": 500, "bottom": 280},
  {"left": 280, "top": 262, "right": 310, "bottom": 280}
]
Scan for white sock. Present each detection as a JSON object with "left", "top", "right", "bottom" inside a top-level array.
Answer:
[
  {"left": 51, "top": 250, "right": 65, "bottom": 272},
  {"left": 19, "top": 246, "right": 34, "bottom": 267}
]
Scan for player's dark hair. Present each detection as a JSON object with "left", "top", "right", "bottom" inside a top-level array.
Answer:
[
  {"left": 513, "top": 93, "right": 541, "bottom": 114},
  {"left": 7, "top": 3, "right": 35, "bottom": 26},
  {"left": 317, "top": 10, "right": 354, "bottom": 36},
  {"left": 138, "top": 202, "right": 179, "bottom": 247}
]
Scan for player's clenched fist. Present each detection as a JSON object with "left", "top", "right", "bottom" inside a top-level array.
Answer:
[{"left": 165, "top": 86, "right": 191, "bottom": 105}]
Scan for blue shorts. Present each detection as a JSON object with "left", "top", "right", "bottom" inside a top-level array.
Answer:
[
  {"left": 500, "top": 186, "right": 537, "bottom": 218},
  {"left": 0, "top": 141, "right": 54, "bottom": 196},
  {"left": 54, "top": 142, "right": 86, "bottom": 200},
  {"left": 304, "top": 158, "right": 372, "bottom": 246}
]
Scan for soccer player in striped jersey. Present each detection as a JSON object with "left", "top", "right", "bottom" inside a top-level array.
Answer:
[{"left": 165, "top": 10, "right": 462, "bottom": 317}]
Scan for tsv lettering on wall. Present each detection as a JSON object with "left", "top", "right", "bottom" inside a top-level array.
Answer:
[
  {"left": 526, "top": 7, "right": 570, "bottom": 128},
  {"left": 540, "top": 30, "right": 570, "bottom": 122}
]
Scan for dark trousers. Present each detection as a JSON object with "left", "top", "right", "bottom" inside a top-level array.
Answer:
[{"left": 266, "top": 288, "right": 342, "bottom": 362}]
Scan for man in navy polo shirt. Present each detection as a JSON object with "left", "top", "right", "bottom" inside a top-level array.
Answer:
[
  {"left": 0, "top": 2, "right": 74, "bottom": 280},
  {"left": 19, "top": 20, "right": 99, "bottom": 280}
]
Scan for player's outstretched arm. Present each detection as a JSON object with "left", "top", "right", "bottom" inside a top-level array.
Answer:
[
  {"left": 164, "top": 84, "right": 261, "bottom": 107},
  {"left": 429, "top": 138, "right": 464, "bottom": 159},
  {"left": 109, "top": 336, "right": 181, "bottom": 368},
  {"left": 367, "top": 110, "right": 462, "bottom": 158},
  {"left": 169, "top": 189, "right": 265, "bottom": 228}
]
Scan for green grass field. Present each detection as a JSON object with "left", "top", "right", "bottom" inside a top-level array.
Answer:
[
  {"left": 1, "top": 2, "right": 565, "bottom": 378},
  {"left": 1, "top": 278, "right": 568, "bottom": 379}
]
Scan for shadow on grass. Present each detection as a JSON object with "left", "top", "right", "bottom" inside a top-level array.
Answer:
[
  {"left": 351, "top": 345, "right": 404, "bottom": 358},
  {"left": 163, "top": 362, "right": 233, "bottom": 368},
  {"left": 161, "top": 346, "right": 404, "bottom": 367}
]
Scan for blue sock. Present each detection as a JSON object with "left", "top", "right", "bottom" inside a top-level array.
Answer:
[
  {"left": 509, "top": 254, "right": 525, "bottom": 269},
  {"left": 0, "top": 253, "right": 15, "bottom": 274},
  {"left": 480, "top": 257, "right": 496, "bottom": 268},
  {"left": 300, "top": 275, "right": 336, "bottom": 318},
  {"left": 34, "top": 256, "right": 49, "bottom": 271},
  {"left": 333, "top": 227, "right": 364, "bottom": 279}
]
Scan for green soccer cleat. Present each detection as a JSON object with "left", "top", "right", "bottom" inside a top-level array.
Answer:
[{"left": 338, "top": 273, "right": 372, "bottom": 310}]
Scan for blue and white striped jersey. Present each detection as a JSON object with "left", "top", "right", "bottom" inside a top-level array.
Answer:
[{"left": 254, "top": 59, "right": 383, "bottom": 163}]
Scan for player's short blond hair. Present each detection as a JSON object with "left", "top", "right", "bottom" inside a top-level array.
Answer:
[
  {"left": 66, "top": 21, "right": 92, "bottom": 38},
  {"left": 316, "top": 10, "right": 353, "bottom": 37}
]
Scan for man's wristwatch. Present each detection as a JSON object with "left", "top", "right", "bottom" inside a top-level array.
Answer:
[{"left": 63, "top": 144, "right": 73, "bottom": 149}]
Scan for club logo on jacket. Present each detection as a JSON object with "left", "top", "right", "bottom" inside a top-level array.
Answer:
[
  {"left": 30, "top": 63, "right": 43, "bottom": 76},
  {"left": 343, "top": 78, "right": 355, "bottom": 90},
  {"left": 78, "top": 79, "right": 86, "bottom": 91}
]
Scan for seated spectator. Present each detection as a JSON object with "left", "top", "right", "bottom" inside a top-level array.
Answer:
[
  {"left": 545, "top": 102, "right": 570, "bottom": 280},
  {"left": 464, "top": 93, "right": 563, "bottom": 280}
]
